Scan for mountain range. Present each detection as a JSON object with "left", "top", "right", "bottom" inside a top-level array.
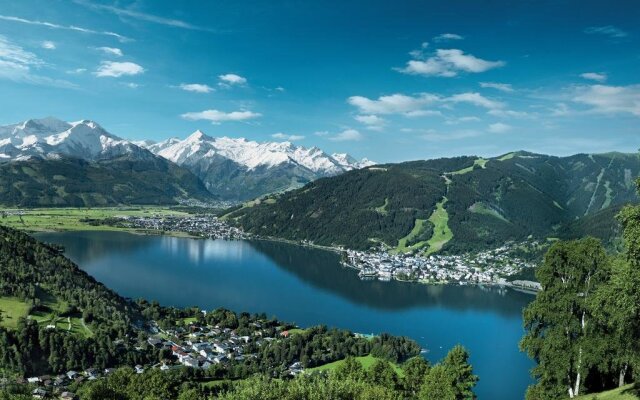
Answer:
[
  {"left": 0, "top": 117, "right": 372, "bottom": 205},
  {"left": 223, "top": 151, "right": 640, "bottom": 253},
  {"left": 138, "top": 131, "right": 373, "bottom": 200}
]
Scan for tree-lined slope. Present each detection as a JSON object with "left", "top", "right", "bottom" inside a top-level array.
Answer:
[
  {"left": 225, "top": 152, "right": 640, "bottom": 252},
  {"left": 0, "top": 155, "right": 213, "bottom": 207}
]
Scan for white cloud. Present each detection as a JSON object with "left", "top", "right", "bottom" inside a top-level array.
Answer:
[
  {"left": 550, "top": 102, "right": 570, "bottom": 117},
  {"left": 584, "top": 25, "right": 628, "bottom": 38},
  {"left": 354, "top": 114, "right": 386, "bottom": 130},
  {"left": 314, "top": 131, "right": 329, "bottom": 137},
  {"left": 272, "top": 132, "right": 304, "bottom": 141},
  {"left": 179, "top": 83, "right": 214, "bottom": 93},
  {"left": 487, "top": 122, "right": 512, "bottom": 133},
  {"left": 95, "top": 61, "right": 144, "bottom": 77},
  {"left": 41, "top": 41, "right": 56, "bottom": 50},
  {"left": 404, "top": 110, "right": 443, "bottom": 117},
  {"left": 329, "top": 129, "right": 363, "bottom": 142},
  {"left": 122, "top": 82, "right": 139, "bottom": 89},
  {"left": 480, "top": 82, "right": 514, "bottom": 92},
  {"left": 447, "top": 92, "right": 504, "bottom": 109},
  {"left": 487, "top": 109, "right": 530, "bottom": 118},
  {"left": 181, "top": 109, "right": 262, "bottom": 124},
  {"left": 348, "top": 93, "right": 439, "bottom": 114},
  {"left": 408, "top": 42, "right": 430, "bottom": 58},
  {"left": 572, "top": 84, "right": 640, "bottom": 116},
  {"left": 0, "top": 35, "right": 74, "bottom": 88},
  {"left": 74, "top": 0, "right": 213, "bottom": 32},
  {"left": 0, "top": 15, "right": 130, "bottom": 42},
  {"left": 580, "top": 72, "right": 607, "bottom": 82},
  {"left": 398, "top": 48, "right": 504, "bottom": 77},
  {"left": 219, "top": 73, "right": 247, "bottom": 86},
  {"left": 433, "top": 33, "right": 464, "bottom": 42},
  {"left": 67, "top": 68, "right": 87, "bottom": 74},
  {"left": 445, "top": 116, "right": 481, "bottom": 125},
  {"left": 96, "top": 47, "right": 123, "bottom": 57}
]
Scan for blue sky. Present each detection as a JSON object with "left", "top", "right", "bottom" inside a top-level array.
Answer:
[{"left": 0, "top": 0, "right": 638, "bottom": 162}]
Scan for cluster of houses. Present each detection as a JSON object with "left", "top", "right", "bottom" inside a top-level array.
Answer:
[
  {"left": 118, "top": 215, "right": 247, "bottom": 240},
  {"left": 146, "top": 319, "right": 304, "bottom": 376},
  {"left": 343, "top": 241, "right": 539, "bottom": 288},
  {"left": 7, "top": 317, "right": 308, "bottom": 399},
  {"left": 15, "top": 368, "right": 113, "bottom": 399}
]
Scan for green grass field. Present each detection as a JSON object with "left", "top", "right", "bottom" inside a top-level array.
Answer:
[
  {"left": 425, "top": 198, "right": 453, "bottom": 255},
  {"left": 576, "top": 384, "right": 639, "bottom": 399},
  {"left": 396, "top": 218, "right": 429, "bottom": 253},
  {"left": 0, "top": 289, "right": 93, "bottom": 338},
  {"left": 0, "top": 207, "right": 189, "bottom": 233},
  {"left": 450, "top": 158, "right": 489, "bottom": 175},
  {"left": 0, "top": 297, "right": 31, "bottom": 329},
  {"left": 306, "top": 354, "right": 405, "bottom": 376}
]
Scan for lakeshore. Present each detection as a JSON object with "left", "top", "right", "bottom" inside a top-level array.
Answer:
[{"left": 1, "top": 207, "right": 543, "bottom": 290}]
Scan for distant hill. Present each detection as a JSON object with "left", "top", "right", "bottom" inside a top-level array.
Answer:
[
  {"left": 223, "top": 151, "right": 640, "bottom": 253},
  {"left": 0, "top": 155, "right": 214, "bottom": 207}
]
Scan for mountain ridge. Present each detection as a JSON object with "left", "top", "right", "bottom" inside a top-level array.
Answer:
[
  {"left": 223, "top": 151, "right": 640, "bottom": 252},
  {"left": 0, "top": 117, "right": 374, "bottom": 202}
]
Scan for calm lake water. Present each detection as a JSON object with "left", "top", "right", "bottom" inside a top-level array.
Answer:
[{"left": 35, "top": 231, "right": 534, "bottom": 399}]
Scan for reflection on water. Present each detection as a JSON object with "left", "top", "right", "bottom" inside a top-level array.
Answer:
[
  {"left": 35, "top": 231, "right": 533, "bottom": 400},
  {"left": 248, "top": 239, "right": 531, "bottom": 315}
]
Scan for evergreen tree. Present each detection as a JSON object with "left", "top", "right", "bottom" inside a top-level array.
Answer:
[
  {"left": 402, "top": 356, "right": 431, "bottom": 395},
  {"left": 442, "top": 345, "right": 478, "bottom": 400},
  {"left": 419, "top": 364, "right": 456, "bottom": 400}
]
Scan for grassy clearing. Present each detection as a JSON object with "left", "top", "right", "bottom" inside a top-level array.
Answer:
[
  {"left": 0, "top": 297, "right": 31, "bottom": 329},
  {"left": 1, "top": 290, "right": 93, "bottom": 338},
  {"left": 498, "top": 152, "right": 516, "bottom": 161},
  {"left": 284, "top": 328, "right": 307, "bottom": 335},
  {"left": 0, "top": 207, "right": 188, "bottom": 233},
  {"left": 469, "top": 202, "right": 510, "bottom": 223},
  {"left": 425, "top": 198, "right": 453, "bottom": 255},
  {"left": 374, "top": 198, "right": 390, "bottom": 215},
  {"left": 576, "top": 384, "right": 639, "bottom": 399},
  {"left": 307, "top": 355, "right": 404, "bottom": 376},
  {"left": 450, "top": 158, "right": 488, "bottom": 175},
  {"left": 183, "top": 317, "right": 198, "bottom": 325},
  {"left": 396, "top": 219, "right": 429, "bottom": 253}
]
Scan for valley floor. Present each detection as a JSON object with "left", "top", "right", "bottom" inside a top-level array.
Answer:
[{"left": 0, "top": 206, "right": 195, "bottom": 237}]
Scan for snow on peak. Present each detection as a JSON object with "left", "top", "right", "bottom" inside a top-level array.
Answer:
[
  {"left": 0, "top": 118, "right": 150, "bottom": 161},
  {"left": 147, "top": 129, "right": 374, "bottom": 174}
]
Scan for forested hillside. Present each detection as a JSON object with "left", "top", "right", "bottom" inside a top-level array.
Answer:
[
  {"left": 0, "top": 226, "right": 152, "bottom": 375},
  {"left": 224, "top": 151, "right": 640, "bottom": 252},
  {"left": 0, "top": 155, "right": 214, "bottom": 207}
]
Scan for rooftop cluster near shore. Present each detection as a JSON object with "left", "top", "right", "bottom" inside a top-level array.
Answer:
[
  {"left": 342, "top": 241, "right": 540, "bottom": 290},
  {"left": 116, "top": 215, "right": 247, "bottom": 240}
]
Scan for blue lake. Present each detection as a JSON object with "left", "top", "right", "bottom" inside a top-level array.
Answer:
[{"left": 35, "top": 231, "right": 534, "bottom": 399}]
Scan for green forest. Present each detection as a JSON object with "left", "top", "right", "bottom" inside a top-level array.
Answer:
[
  {"left": 0, "top": 155, "right": 213, "bottom": 207},
  {"left": 225, "top": 152, "right": 639, "bottom": 254},
  {"left": 519, "top": 178, "right": 640, "bottom": 399}
]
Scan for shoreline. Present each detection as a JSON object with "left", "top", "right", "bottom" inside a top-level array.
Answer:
[{"left": 2, "top": 208, "right": 540, "bottom": 293}]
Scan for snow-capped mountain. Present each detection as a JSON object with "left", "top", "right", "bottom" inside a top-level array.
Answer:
[
  {"left": 145, "top": 130, "right": 372, "bottom": 174},
  {"left": 0, "top": 117, "right": 375, "bottom": 201},
  {"left": 0, "top": 117, "right": 151, "bottom": 161},
  {"left": 141, "top": 130, "right": 375, "bottom": 200}
]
